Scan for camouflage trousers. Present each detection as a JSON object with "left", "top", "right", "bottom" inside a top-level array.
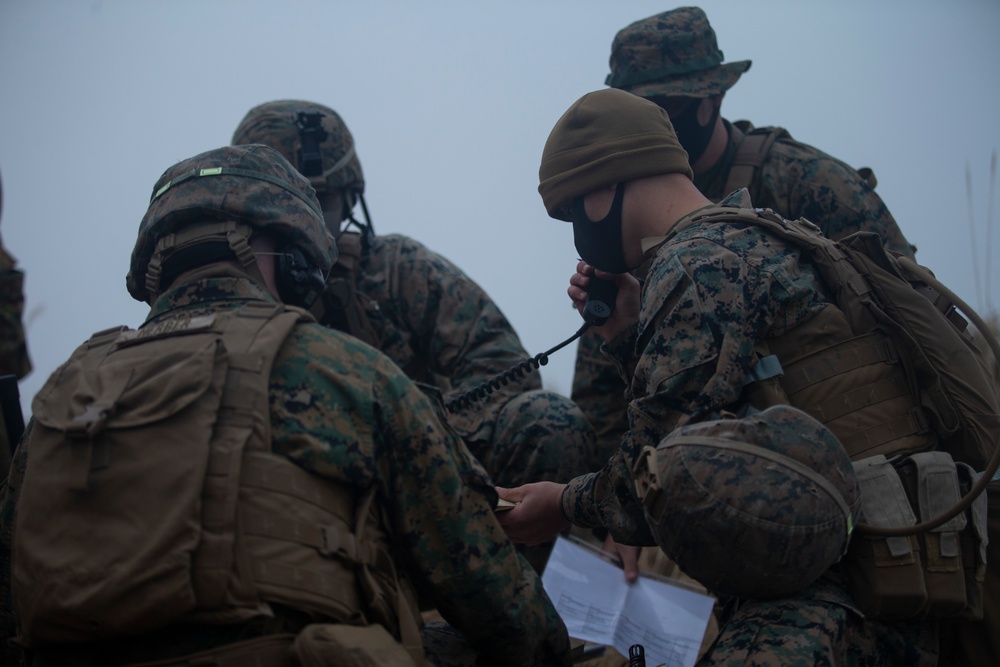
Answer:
[
  {"left": 464, "top": 389, "right": 594, "bottom": 489},
  {"left": 420, "top": 622, "right": 477, "bottom": 667},
  {"left": 699, "top": 569, "right": 939, "bottom": 667}
]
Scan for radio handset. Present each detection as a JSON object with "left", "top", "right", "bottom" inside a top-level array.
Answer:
[
  {"left": 582, "top": 276, "right": 618, "bottom": 326},
  {"left": 445, "top": 275, "right": 618, "bottom": 414}
]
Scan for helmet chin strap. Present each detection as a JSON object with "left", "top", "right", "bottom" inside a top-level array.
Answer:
[{"left": 341, "top": 191, "right": 375, "bottom": 252}]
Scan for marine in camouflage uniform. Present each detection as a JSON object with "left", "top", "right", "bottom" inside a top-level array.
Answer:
[
  {"left": 0, "top": 171, "right": 31, "bottom": 383},
  {"left": 0, "top": 171, "right": 32, "bottom": 471},
  {"left": 573, "top": 6, "right": 918, "bottom": 466},
  {"left": 0, "top": 145, "right": 571, "bottom": 667},
  {"left": 520, "top": 88, "right": 938, "bottom": 665},
  {"left": 230, "top": 101, "right": 594, "bottom": 519}
]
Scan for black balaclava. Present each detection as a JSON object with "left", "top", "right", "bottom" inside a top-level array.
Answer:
[
  {"left": 669, "top": 97, "right": 720, "bottom": 164},
  {"left": 570, "top": 183, "right": 630, "bottom": 274}
]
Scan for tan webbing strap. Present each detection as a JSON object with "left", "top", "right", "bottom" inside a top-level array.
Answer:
[
  {"left": 240, "top": 453, "right": 357, "bottom": 524},
  {"left": 335, "top": 231, "right": 363, "bottom": 272},
  {"left": 313, "top": 232, "right": 381, "bottom": 347},
  {"left": 840, "top": 412, "right": 929, "bottom": 458},
  {"left": 722, "top": 125, "right": 789, "bottom": 202},
  {"left": 665, "top": 435, "right": 855, "bottom": 542},
  {"left": 144, "top": 221, "right": 266, "bottom": 301},
  {"left": 126, "top": 633, "right": 296, "bottom": 667},
  {"left": 780, "top": 333, "right": 896, "bottom": 394},
  {"left": 810, "top": 374, "right": 910, "bottom": 423},
  {"left": 249, "top": 560, "right": 359, "bottom": 603},
  {"left": 353, "top": 486, "right": 425, "bottom": 665},
  {"left": 194, "top": 303, "right": 307, "bottom": 608}
]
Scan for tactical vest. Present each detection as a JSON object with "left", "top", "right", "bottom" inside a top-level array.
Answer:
[
  {"left": 670, "top": 207, "right": 1000, "bottom": 471},
  {"left": 669, "top": 205, "right": 1000, "bottom": 620},
  {"left": 13, "top": 301, "right": 424, "bottom": 662}
]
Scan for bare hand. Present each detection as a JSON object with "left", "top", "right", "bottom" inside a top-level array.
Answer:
[
  {"left": 567, "top": 261, "right": 641, "bottom": 341},
  {"left": 603, "top": 533, "right": 641, "bottom": 583},
  {"left": 495, "top": 482, "right": 570, "bottom": 546}
]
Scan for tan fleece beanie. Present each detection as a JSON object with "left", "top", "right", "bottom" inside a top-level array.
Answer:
[{"left": 538, "top": 88, "right": 693, "bottom": 221}]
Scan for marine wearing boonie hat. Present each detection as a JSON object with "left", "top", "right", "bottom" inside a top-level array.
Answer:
[
  {"left": 537, "top": 88, "right": 693, "bottom": 221},
  {"left": 606, "top": 6, "right": 751, "bottom": 99}
]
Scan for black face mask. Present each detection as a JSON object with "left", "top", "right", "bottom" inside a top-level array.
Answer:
[
  {"left": 570, "top": 183, "right": 630, "bottom": 274},
  {"left": 670, "top": 98, "right": 720, "bottom": 164}
]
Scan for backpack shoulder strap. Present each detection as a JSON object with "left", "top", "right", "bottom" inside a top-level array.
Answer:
[
  {"left": 723, "top": 125, "right": 791, "bottom": 203},
  {"left": 311, "top": 232, "right": 381, "bottom": 347}
]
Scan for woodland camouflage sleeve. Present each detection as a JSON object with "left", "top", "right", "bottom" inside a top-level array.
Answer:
[
  {"left": 564, "top": 223, "right": 828, "bottom": 544},
  {"left": 386, "top": 236, "right": 540, "bottom": 435},
  {"left": 371, "top": 355, "right": 571, "bottom": 666},
  {"left": 0, "top": 242, "right": 31, "bottom": 379},
  {"left": 570, "top": 327, "right": 629, "bottom": 470}
]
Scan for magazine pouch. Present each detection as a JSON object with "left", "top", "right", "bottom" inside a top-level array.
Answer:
[
  {"left": 897, "top": 452, "right": 969, "bottom": 618},
  {"left": 843, "top": 455, "right": 926, "bottom": 619},
  {"left": 844, "top": 452, "right": 987, "bottom": 621}
]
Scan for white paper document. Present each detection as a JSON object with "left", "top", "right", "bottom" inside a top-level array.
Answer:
[{"left": 542, "top": 536, "right": 715, "bottom": 667}]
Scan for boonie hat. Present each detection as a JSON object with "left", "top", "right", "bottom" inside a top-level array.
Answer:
[{"left": 606, "top": 7, "right": 752, "bottom": 99}]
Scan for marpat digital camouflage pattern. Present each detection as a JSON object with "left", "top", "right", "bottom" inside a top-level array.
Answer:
[
  {"left": 1, "top": 278, "right": 572, "bottom": 666},
  {"left": 344, "top": 232, "right": 593, "bottom": 490},
  {"left": 636, "top": 405, "right": 861, "bottom": 600},
  {"left": 605, "top": 6, "right": 751, "bottom": 99},
  {"left": 232, "top": 100, "right": 365, "bottom": 200},
  {"left": 233, "top": 102, "right": 596, "bottom": 505},
  {"left": 575, "top": 6, "right": 917, "bottom": 467},
  {"left": 0, "top": 145, "right": 572, "bottom": 666},
  {"left": 127, "top": 144, "right": 336, "bottom": 304},
  {"left": 0, "top": 172, "right": 30, "bottom": 381},
  {"left": 562, "top": 189, "right": 936, "bottom": 665}
]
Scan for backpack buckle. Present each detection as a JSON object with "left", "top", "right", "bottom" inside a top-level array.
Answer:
[{"left": 67, "top": 403, "right": 114, "bottom": 440}]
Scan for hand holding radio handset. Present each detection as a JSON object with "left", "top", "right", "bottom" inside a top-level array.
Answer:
[
  {"left": 445, "top": 261, "right": 639, "bottom": 414},
  {"left": 569, "top": 261, "right": 641, "bottom": 340}
]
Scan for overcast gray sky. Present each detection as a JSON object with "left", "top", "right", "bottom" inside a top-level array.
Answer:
[{"left": 2, "top": 0, "right": 999, "bottom": 416}]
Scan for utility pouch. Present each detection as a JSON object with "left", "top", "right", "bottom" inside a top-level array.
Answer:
[
  {"left": 953, "top": 462, "right": 988, "bottom": 621},
  {"left": 291, "top": 623, "right": 418, "bottom": 667},
  {"left": 897, "top": 452, "right": 969, "bottom": 618},
  {"left": 843, "top": 455, "right": 926, "bottom": 619},
  {"left": 844, "top": 452, "right": 987, "bottom": 621}
]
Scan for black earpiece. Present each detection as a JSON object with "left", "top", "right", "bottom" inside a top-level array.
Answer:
[{"left": 276, "top": 243, "right": 325, "bottom": 309}]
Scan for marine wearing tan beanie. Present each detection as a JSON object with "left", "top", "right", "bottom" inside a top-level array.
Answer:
[{"left": 538, "top": 88, "right": 693, "bottom": 221}]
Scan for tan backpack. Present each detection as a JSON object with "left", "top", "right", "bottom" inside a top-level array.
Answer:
[
  {"left": 673, "top": 204, "right": 1000, "bottom": 621},
  {"left": 12, "top": 301, "right": 423, "bottom": 661}
]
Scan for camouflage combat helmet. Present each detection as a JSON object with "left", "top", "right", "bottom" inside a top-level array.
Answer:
[
  {"left": 634, "top": 405, "right": 861, "bottom": 600},
  {"left": 231, "top": 100, "right": 364, "bottom": 204},
  {"left": 127, "top": 144, "right": 335, "bottom": 304},
  {"left": 606, "top": 7, "right": 752, "bottom": 99}
]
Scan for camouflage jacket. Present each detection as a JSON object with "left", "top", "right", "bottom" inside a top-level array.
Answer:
[
  {"left": 0, "top": 277, "right": 570, "bottom": 667},
  {"left": 562, "top": 190, "right": 831, "bottom": 543},
  {"left": 323, "top": 232, "right": 540, "bottom": 442},
  {"left": 572, "top": 118, "right": 916, "bottom": 464},
  {"left": 698, "top": 119, "right": 915, "bottom": 258},
  {"left": 0, "top": 239, "right": 30, "bottom": 381}
]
